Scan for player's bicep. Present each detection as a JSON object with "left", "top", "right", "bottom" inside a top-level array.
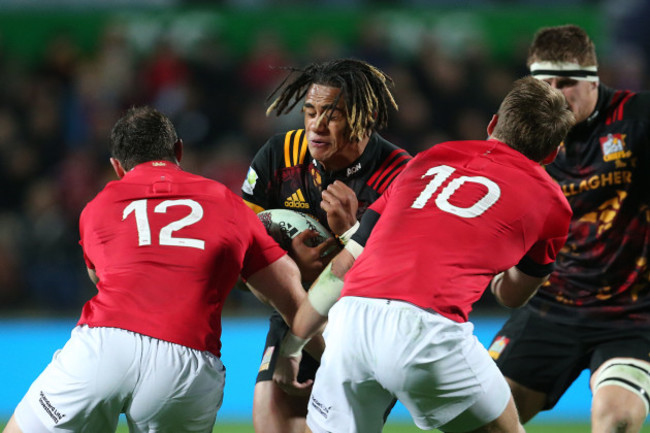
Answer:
[{"left": 491, "top": 266, "right": 547, "bottom": 309}]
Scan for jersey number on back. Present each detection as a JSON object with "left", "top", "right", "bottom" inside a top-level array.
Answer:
[
  {"left": 123, "top": 199, "right": 205, "bottom": 250},
  {"left": 411, "top": 165, "right": 500, "bottom": 218}
]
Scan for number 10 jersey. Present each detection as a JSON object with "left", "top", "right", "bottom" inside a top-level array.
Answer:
[{"left": 343, "top": 139, "right": 573, "bottom": 323}]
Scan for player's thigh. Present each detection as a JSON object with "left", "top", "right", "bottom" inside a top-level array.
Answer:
[
  {"left": 255, "top": 316, "right": 286, "bottom": 383},
  {"left": 489, "top": 308, "right": 587, "bottom": 409},
  {"left": 253, "top": 381, "right": 309, "bottom": 433},
  {"left": 13, "top": 326, "right": 136, "bottom": 433},
  {"left": 253, "top": 380, "right": 309, "bottom": 416},
  {"left": 307, "top": 298, "right": 395, "bottom": 433},
  {"left": 126, "top": 338, "right": 225, "bottom": 433},
  {"left": 387, "top": 309, "right": 510, "bottom": 432}
]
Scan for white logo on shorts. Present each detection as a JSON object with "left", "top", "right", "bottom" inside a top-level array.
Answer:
[
  {"left": 39, "top": 391, "right": 65, "bottom": 423},
  {"left": 310, "top": 395, "right": 332, "bottom": 419}
]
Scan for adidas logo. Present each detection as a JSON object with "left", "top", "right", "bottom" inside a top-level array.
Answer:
[{"left": 284, "top": 189, "right": 310, "bottom": 209}]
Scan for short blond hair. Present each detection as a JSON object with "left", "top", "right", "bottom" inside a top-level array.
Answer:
[{"left": 492, "top": 76, "right": 575, "bottom": 162}]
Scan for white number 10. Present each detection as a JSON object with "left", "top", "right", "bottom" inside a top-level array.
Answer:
[
  {"left": 411, "top": 165, "right": 500, "bottom": 218},
  {"left": 122, "top": 199, "right": 205, "bottom": 250}
]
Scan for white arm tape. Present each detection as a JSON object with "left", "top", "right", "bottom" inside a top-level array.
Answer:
[
  {"left": 279, "top": 331, "right": 309, "bottom": 358},
  {"left": 344, "top": 239, "right": 364, "bottom": 259},
  {"left": 307, "top": 262, "right": 344, "bottom": 316},
  {"left": 338, "top": 221, "right": 360, "bottom": 245}
]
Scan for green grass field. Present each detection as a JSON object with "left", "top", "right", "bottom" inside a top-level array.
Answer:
[{"left": 1, "top": 420, "right": 641, "bottom": 432}]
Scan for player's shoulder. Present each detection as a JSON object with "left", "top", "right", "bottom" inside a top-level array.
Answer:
[
  {"left": 602, "top": 85, "right": 650, "bottom": 120},
  {"left": 371, "top": 133, "right": 412, "bottom": 159},
  {"left": 363, "top": 134, "right": 412, "bottom": 193},
  {"left": 255, "top": 129, "right": 309, "bottom": 168},
  {"left": 625, "top": 90, "right": 650, "bottom": 117}
]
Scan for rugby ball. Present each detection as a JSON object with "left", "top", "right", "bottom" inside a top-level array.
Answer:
[{"left": 257, "top": 209, "right": 334, "bottom": 251}]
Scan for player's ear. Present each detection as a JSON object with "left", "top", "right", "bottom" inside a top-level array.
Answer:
[
  {"left": 110, "top": 157, "right": 126, "bottom": 179},
  {"left": 174, "top": 139, "right": 183, "bottom": 164},
  {"left": 486, "top": 114, "right": 498, "bottom": 137}
]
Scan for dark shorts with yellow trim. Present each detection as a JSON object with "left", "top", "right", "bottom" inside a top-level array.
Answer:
[
  {"left": 256, "top": 313, "right": 320, "bottom": 383},
  {"left": 489, "top": 308, "right": 650, "bottom": 410}
]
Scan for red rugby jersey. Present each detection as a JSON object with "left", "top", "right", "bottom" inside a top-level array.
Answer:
[
  {"left": 78, "top": 161, "right": 285, "bottom": 356},
  {"left": 342, "top": 139, "right": 572, "bottom": 323}
]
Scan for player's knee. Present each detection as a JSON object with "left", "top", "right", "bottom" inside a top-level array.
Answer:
[
  {"left": 592, "top": 358, "right": 650, "bottom": 419},
  {"left": 591, "top": 404, "right": 637, "bottom": 433}
]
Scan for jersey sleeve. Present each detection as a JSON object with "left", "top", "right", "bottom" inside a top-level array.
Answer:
[
  {"left": 367, "top": 178, "right": 394, "bottom": 215},
  {"left": 241, "top": 137, "right": 276, "bottom": 212},
  {"left": 78, "top": 204, "right": 95, "bottom": 270},
  {"left": 350, "top": 209, "right": 380, "bottom": 247},
  {"left": 516, "top": 198, "right": 572, "bottom": 277}
]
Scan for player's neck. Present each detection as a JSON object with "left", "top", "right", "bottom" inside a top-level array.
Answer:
[{"left": 322, "top": 136, "right": 369, "bottom": 172}]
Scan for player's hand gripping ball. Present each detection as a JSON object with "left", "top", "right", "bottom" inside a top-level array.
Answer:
[{"left": 257, "top": 209, "right": 334, "bottom": 252}]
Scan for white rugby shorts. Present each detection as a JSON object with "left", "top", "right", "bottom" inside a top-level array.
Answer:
[
  {"left": 307, "top": 296, "right": 510, "bottom": 433},
  {"left": 13, "top": 325, "right": 225, "bottom": 433}
]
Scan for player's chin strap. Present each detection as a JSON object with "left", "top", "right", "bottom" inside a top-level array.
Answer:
[{"left": 593, "top": 358, "right": 650, "bottom": 416}]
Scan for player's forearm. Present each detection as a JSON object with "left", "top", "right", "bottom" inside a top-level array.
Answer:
[
  {"left": 248, "top": 254, "right": 305, "bottom": 325},
  {"left": 280, "top": 301, "right": 327, "bottom": 359},
  {"left": 292, "top": 298, "right": 328, "bottom": 340},
  {"left": 281, "top": 248, "right": 357, "bottom": 357},
  {"left": 491, "top": 267, "right": 547, "bottom": 308}
]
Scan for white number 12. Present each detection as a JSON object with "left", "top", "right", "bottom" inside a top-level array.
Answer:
[
  {"left": 411, "top": 165, "right": 500, "bottom": 218},
  {"left": 122, "top": 199, "right": 205, "bottom": 250}
]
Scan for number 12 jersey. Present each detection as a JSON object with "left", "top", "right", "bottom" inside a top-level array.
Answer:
[{"left": 78, "top": 161, "right": 286, "bottom": 357}]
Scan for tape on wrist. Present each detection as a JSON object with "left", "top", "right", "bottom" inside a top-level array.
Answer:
[
  {"left": 345, "top": 239, "right": 364, "bottom": 260},
  {"left": 337, "top": 221, "right": 360, "bottom": 246},
  {"left": 280, "top": 331, "right": 309, "bottom": 358}
]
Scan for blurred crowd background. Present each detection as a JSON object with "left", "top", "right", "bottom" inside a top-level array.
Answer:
[{"left": 0, "top": 0, "right": 649, "bottom": 317}]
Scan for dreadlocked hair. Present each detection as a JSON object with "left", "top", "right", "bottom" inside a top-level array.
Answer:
[{"left": 266, "top": 58, "right": 398, "bottom": 141}]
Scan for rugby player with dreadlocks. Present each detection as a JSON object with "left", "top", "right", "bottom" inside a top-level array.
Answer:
[{"left": 241, "top": 58, "right": 412, "bottom": 433}]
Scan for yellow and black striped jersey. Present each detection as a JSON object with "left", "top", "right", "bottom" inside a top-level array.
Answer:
[
  {"left": 529, "top": 84, "right": 650, "bottom": 327},
  {"left": 241, "top": 129, "right": 411, "bottom": 234}
]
